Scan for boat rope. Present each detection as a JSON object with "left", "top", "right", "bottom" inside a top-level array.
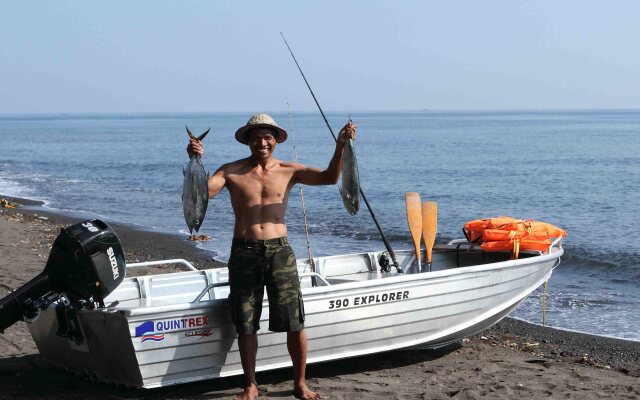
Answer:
[
  {"left": 511, "top": 238, "right": 520, "bottom": 260},
  {"left": 280, "top": 32, "right": 403, "bottom": 273},
  {"left": 287, "top": 103, "right": 316, "bottom": 276},
  {"left": 541, "top": 280, "right": 548, "bottom": 326}
]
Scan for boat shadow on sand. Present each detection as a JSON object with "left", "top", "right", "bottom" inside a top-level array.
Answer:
[{"left": 0, "top": 343, "right": 460, "bottom": 399}]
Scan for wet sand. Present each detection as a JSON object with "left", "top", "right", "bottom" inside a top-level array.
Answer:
[{"left": 0, "top": 197, "right": 638, "bottom": 399}]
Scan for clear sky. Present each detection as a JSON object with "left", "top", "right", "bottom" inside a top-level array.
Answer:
[{"left": 1, "top": 1, "right": 639, "bottom": 113}]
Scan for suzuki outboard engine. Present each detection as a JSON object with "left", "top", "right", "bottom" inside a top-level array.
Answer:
[{"left": 0, "top": 219, "right": 126, "bottom": 333}]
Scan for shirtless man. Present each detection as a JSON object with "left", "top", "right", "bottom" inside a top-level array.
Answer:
[{"left": 188, "top": 113, "right": 356, "bottom": 400}]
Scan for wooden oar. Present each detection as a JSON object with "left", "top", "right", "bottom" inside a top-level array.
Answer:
[
  {"left": 422, "top": 201, "right": 438, "bottom": 272},
  {"left": 405, "top": 192, "right": 422, "bottom": 270}
]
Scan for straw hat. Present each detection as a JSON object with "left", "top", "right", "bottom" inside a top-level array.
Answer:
[{"left": 235, "top": 113, "right": 288, "bottom": 144}]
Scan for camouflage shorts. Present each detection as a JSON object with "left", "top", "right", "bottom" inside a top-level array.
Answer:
[{"left": 228, "top": 237, "right": 305, "bottom": 335}]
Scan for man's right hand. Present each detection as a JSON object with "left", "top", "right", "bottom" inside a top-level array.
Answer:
[
  {"left": 338, "top": 119, "right": 357, "bottom": 144},
  {"left": 187, "top": 138, "right": 203, "bottom": 157}
]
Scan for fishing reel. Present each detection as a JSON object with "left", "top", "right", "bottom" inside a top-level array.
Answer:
[{"left": 379, "top": 253, "right": 392, "bottom": 273}]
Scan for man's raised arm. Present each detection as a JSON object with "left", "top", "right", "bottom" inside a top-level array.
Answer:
[{"left": 294, "top": 120, "right": 357, "bottom": 186}]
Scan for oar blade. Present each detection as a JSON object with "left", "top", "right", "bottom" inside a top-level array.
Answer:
[
  {"left": 405, "top": 192, "right": 422, "bottom": 266},
  {"left": 422, "top": 201, "right": 438, "bottom": 265}
]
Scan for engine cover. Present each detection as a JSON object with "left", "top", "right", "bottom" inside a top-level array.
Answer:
[{"left": 44, "top": 219, "right": 126, "bottom": 302}]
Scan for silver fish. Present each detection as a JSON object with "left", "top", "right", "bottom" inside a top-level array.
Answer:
[
  {"left": 340, "top": 138, "right": 360, "bottom": 215},
  {"left": 183, "top": 126, "right": 211, "bottom": 233}
]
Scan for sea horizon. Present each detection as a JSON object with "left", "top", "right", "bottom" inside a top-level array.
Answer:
[{"left": 3, "top": 107, "right": 640, "bottom": 118}]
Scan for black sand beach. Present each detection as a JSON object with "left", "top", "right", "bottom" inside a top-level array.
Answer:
[{"left": 1, "top": 196, "right": 638, "bottom": 399}]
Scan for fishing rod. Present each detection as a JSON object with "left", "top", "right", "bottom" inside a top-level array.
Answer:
[
  {"left": 287, "top": 103, "right": 316, "bottom": 277},
  {"left": 280, "top": 32, "right": 403, "bottom": 273}
]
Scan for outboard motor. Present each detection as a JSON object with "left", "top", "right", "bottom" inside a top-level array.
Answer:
[{"left": 0, "top": 219, "right": 126, "bottom": 334}]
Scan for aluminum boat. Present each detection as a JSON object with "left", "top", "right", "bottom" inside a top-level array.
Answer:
[{"left": 26, "top": 238, "right": 563, "bottom": 388}]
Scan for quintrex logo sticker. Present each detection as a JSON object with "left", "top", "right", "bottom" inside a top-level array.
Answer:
[
  {"left": 135, "top": 321, "right": 164, "bottom": 343},
  {"left": 135, "top": 316, "right": 211, "bottom": 343}
]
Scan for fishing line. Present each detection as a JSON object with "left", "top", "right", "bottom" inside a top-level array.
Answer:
[
  {"left": 280, "top": 32, "right": 403, "bottom": 273},
  {"left": 287, "top": 103, "right": 316, "bottom": 277},
  {"left": 542, "top": 280, "right": 548, "bottom": 326}
]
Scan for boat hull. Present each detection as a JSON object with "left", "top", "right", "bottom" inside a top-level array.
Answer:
[{"left": 27, "top": 244, "right": 562, "bottom": 388}]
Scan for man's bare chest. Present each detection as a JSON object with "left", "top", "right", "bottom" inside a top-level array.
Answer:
[{"left": 226, "top": 172, "right": 292, "bottom": 202}]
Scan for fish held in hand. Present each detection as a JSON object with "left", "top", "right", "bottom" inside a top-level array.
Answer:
[
  {"left": 340, "top": 138, "right": 360, "bottom": 215},
  {"left": 183, "top": 126, "right": 211, "bottom": 233}
]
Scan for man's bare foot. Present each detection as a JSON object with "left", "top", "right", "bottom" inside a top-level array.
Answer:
[
  {"left": 292, "top": 383, "right": 321, "bottom": 400},
  {"left": 234, "top": 383, "right": 259, "bottom": 400}
]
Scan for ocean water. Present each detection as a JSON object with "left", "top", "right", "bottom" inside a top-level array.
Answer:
[{"left": 0, "top": 110, "right": 638, "bottom": 341}]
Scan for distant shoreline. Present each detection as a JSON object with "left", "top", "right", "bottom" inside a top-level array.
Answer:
[
  {"left": 0, "top": 193, "right": 218, "bottom": 268},
  {"left": 0, "top": 193, "right": 219, "bottom": 259}
]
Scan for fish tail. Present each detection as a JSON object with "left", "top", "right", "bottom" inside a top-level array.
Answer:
[
  {"left": 185, "top": 126, "right": 211, "bottom": 141},
  {"left": 197, "top": 128, "right": 211, "bottom": 141},
  {"left": 186, "top": 126, "right": 195, "bottom": 139}
]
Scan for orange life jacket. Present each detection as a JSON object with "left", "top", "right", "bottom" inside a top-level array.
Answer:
[{"left": 463, "top": 216, "right": 566, "bottom": 258}]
